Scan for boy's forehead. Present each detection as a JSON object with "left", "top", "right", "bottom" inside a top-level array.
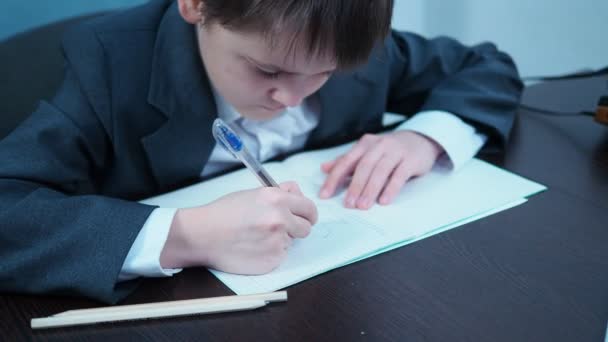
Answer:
[{"left": 220, "top": 24, "right": 336, "bottom": 74}]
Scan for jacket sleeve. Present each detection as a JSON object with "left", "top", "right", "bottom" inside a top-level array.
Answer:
[
  {"left": 0, "top": 59, "right": 155, "bottom": 304},
  {"left": 384, "top": 30, "right": 524, "bottom": 151}
]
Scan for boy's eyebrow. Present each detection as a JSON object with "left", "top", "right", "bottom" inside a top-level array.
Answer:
[{"left": 244, "top": 56, "right": 335, "bottom": 75}]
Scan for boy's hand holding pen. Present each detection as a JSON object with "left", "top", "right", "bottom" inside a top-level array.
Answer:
[{"left": 159, "top": 119, "right": 317, "bottom": 275}]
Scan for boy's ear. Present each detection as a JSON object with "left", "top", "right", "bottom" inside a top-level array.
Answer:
[{"left": 177, "top": 0, "right": 203, "bottom": 24}]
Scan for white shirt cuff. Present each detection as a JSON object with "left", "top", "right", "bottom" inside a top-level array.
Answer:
[
  {"left": 118, "top": 207, "right": 183, "bottom": 281},
  {"left": 395, "top": 110, "right": 487, "bottom": 170}
]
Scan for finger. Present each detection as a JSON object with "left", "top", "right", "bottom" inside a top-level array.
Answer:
[
  {"left": 319, "top": 146, "right": 366, "bottom": 199},
  {"left": 283, "top": 192, "right": 319, "bottom": 225},
  {"left": 378, "top": 160, "right": 414, "bottom": 205},
  {"left": 320, "top": 158, "right": 338, "bottom": 174},
  {"left": 343, "top": 146, "right": 385, "bottom": 208},
  {"left": 319, "top": 161, "right": 355, "bottom": 199},
  {"left": 285, "top": 214, "right": 313, "bottom": 238},
  {"left": 283, "top": 233, "right": 293, "bottom": 249},
  {"left": 356, "top": 154, "right": 402, "bottom": 210},
  {"left": 279, "top": 181, "right": 303, "bottom": 195}
]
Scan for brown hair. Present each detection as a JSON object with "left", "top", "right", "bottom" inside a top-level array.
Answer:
[{"left": 200, "top": 0, "right": 394, "bottom": 69}]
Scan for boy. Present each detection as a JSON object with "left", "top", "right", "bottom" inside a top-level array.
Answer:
[{"left": 0, "top": 0, "right": 522, "bottom": 303}]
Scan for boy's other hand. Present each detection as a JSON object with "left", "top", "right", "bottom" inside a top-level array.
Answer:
[
  {"left": 318, "top": 131, "right": 444, "bottom": 210},
  {"left": 160, "top": 181, "right": 318, "bottom": 274}
]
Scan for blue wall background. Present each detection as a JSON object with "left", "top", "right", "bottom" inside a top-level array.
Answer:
[
  {"left": 2, "top": 0, "right": 606, "bottom": 77},
  {"left": 393, "top": 0, "right": 608, "bottom": 77},
  {"left": 0, "top": 0, "right": 148, "bottom": 41}
]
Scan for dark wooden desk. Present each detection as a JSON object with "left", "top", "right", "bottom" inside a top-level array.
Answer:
[{"left": 2, "top": 77, "right": 607, "bottom": 342}]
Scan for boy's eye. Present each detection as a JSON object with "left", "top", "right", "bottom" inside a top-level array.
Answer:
[{"left": 257, "top": 68, "right": 280, "bottom": 79}]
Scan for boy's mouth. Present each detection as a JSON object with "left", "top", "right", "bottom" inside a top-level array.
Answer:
[{"left": 261, "top": 104, "right": 286, "bottom": 111}]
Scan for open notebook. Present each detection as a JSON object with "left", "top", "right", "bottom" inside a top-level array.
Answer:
[{"left": 141, "top": 143, "right": 546, "bottom": 295}]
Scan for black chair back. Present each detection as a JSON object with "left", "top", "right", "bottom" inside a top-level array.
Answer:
[{"left": 0, "top": 13, "right": 107, "bottom": 139}]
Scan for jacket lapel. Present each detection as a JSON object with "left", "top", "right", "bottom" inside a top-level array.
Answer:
[{"left": 142, "top": 2, "right": 217, "bottom": 191}]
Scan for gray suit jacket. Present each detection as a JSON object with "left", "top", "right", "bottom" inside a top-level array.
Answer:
[{"left": 0, "top": 0, "right": 522, "bottom": 303}]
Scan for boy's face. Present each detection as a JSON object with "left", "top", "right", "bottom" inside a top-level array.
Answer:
[{"left": 196, "top": 23, "right": 337, "bottom": 120}]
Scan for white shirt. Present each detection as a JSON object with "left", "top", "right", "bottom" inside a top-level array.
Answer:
[{"left": 118, "top": 94, "right": 487, "bottom": 281}]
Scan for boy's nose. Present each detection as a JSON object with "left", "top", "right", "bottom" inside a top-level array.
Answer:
[{"left": 270, "top": 88, "right": 304, "bottom": 108}]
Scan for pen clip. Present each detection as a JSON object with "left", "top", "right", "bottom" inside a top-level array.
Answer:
[{"left": 212, "top": 118, "right": 242, "bottom": 158}]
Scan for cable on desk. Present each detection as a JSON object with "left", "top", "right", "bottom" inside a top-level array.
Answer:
[
  {"left": 521, "top": 66, "right": 608, "bottom": 82},
  {"left": 518, "top": 104, "right": 595, "bottom": 117},
  {"left": 519, "top": 66, "right": 608, "bottom": 125}
]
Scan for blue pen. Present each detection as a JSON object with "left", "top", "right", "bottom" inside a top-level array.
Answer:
[{"left": 212, "top": 118, "right": 279, "bottom": 187}]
